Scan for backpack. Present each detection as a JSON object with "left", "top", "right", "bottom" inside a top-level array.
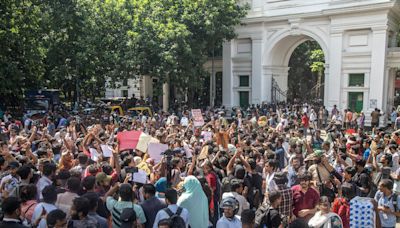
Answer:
[
  {"left": 164, "top": 207, "right": 186, "bottom": 228},
  {"left": 255, "top": 204, "right": 272, "bottom": 228}
]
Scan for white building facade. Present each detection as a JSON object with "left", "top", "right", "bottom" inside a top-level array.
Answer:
[{"left": 223, "top": 0, "right": 400, "bottom": 123}]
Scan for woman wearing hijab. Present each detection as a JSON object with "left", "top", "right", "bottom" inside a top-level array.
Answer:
[{"left": 177, "top": 175, "right": 209, "bottom": 228}]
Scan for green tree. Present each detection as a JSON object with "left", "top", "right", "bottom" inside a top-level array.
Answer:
[
  {"left": 129, "top": 0, "right": 248, "bottom": 105},
  {"left": 310, "top": 49, "right": 325, "bottom": 100},
  {"left": 0, "top": 0, "right": 47, "bottom": 106},
  {"left": 0, "top": 0, "right": 248, "bottom": 109},
  {"left": 287, "top": 41, "right": 324, "bottom": 103}
]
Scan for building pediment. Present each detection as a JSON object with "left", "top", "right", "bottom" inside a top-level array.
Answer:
[{"left": 243, "top": 0, "right": 396, "bottom": 20}]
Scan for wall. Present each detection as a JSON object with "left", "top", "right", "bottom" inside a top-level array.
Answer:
[{"left": 223, "top": 0, "right": 400, "bottom": 126}]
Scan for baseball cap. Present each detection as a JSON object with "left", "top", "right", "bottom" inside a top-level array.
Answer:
[
  {"left": 7, "top": 161, "right": 20, "bottom": 169},
  {"left": 96, "top": 172, "right": 111, "bottom": 184}
]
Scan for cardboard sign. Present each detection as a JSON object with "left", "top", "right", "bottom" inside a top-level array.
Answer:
[
  {"left": 100, "top": 144, "right": 113, "bottom": 158},
  {"left": 117, "top": 131, "right": 141, "bottom": 151},
  {"left": 198, "top": 145, "right": 209, "bottom": 160},
  {"left": 147, "top": 143, "right": 168, "bottom": 163},
  {"left": 89, "top": 148, "right": 100, "bottom": 162},
  {"left": 136, "top": 133, "right": 152, "bottom": 152},
  {"left": 191, "top": 109, "right": 204, "bottom": 127},
  {"left": 132, "top": 170, "right": 148, "bottom": 184},
  {"left": 201, "top": 131, "right": 212, "bottom": 142},
  {"left": 183, "top": 144, "right": 193, "bottom": 158}
]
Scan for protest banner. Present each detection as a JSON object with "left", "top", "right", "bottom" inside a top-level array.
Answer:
[
  {"left": 147, "top": 143, "right": 168, "bottom": 163},
  {"left": 191, "top": 109, "right": 204, "bottom": 127},
  {"left": 117, "top": 131, "right": 141, "bottom": 151}
]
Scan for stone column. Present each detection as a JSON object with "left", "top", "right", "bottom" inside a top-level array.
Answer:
[
  {"left": 162, "top": 82, "right": 169, "bottom": 112},
  {"left": 251, "top": 37, "right": 263, "bottom": 105},
  {"left": 323, "top": 64, "right": 330, "bottom": 108},
  {"left": 369, "top": 27, "right": 388, "bottom": 110},
  {"left": 222, "top": 41, "right": 234, "bottom": 108},
  {"left": 370, "top": 26, "right": 388, "bottom": 126},
  {"left": 327, "top": 32, "right": 343, "bottom": 110},
  {"left": 262, "top": 67, "right": 273, "bottom": 103}
]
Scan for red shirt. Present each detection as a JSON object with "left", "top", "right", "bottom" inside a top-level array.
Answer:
[
  {"left": 291, "top": 185, "right": 320, "bottom": 221},
  {"left": 301, "top": 116, "right": 309, "bottom": 128},
  {"left": 205, "top": 172, "right": 217, "bottom": 210},
  {"left": 332, "top": 197, "right": 350, "bottom": 228}
]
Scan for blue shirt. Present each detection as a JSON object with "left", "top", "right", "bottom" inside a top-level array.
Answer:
[
  {"left": 153, "top": 204, "right": 189, "bottom": 228},
  {"left": 391, "top": 111, "right": 397, "bottom": 123},
  {"left": 287, "top": 166, "right": 298, "bottom": 187},
  {"left": 374, "top": 191, "right": 400, "bottom": 227},
  {"left": 363, "top": 148, "right": 371, "bottom": 161}
]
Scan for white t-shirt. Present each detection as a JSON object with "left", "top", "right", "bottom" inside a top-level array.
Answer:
[
  {"left": 180, "top": 117, "right": 189, "bottom": 127},
  {"left": 216, "top": 215, "right": 242, "bottom": 228},
  {"left": 394, "top": 167, "right": 400, "bottom": 194}
]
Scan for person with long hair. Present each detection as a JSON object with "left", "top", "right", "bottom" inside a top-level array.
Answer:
[{"left": 308, "top": 196, "right": 343, "bottom": 228}]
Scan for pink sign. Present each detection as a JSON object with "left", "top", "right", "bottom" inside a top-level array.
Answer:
[
  {"left": 191, "top": 109, "right": 204, "bottom": 127},
  {"left": 117, "top": 131, "right": 142, "bottom": 151}
]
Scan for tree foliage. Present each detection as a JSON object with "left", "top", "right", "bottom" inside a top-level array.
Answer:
[
  {"left": 0, "top": 0, "right": 248, "bottom": 105},
  {"left": 287, "top": 41, "right": 325, "bottom": 102}
]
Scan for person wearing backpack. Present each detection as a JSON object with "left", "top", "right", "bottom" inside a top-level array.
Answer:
[
  {"left": 153, "top": 189, "right": 189, "bottom": 228},
  {"left": 255, "top": 191, "right": 283, "bottom": 228},
  {"left": 374, "top": 179, "right": 400, "bottom": 228}
]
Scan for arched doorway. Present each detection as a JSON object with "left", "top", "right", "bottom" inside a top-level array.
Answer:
[
  {"left": 263, "top": 30, "right": 329, "bottom": 106},
  {"left": 287, "top": 40, "right": 325, "bottom": 105}
]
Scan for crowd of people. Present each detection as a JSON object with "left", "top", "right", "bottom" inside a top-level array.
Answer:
[{"left": 0, "top": 102, "right": 399, "bottom": 228}]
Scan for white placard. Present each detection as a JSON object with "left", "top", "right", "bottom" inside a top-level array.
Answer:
[{"left": 100, "top": 144, "right": 113, "bottom": 158}]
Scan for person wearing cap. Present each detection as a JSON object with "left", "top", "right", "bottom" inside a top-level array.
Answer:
[
  {"left": 154, "top": 177, "right": 167, "bottom": 202},
  {"left": 216, "top": 196, "right": 242, "bottom": 228},
  {"left": 0, "top": 161, "right": 20, "bottom": 198},
  {"left": 95, "top": 172, "right": 112, "bottom": 196},
  {"left": 307, "top": 151, "right": 338, "bottom": 186},
  {"left": 153, "top": 189, "right": 189, "bottom": 228}
]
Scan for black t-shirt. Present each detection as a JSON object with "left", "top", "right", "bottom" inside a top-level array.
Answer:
[
  {"left": 244, "top": 172, "right": 263, "bottom": 208},
  {"left": 353, "top": 170, "right": 372, "bottom": 197}
]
